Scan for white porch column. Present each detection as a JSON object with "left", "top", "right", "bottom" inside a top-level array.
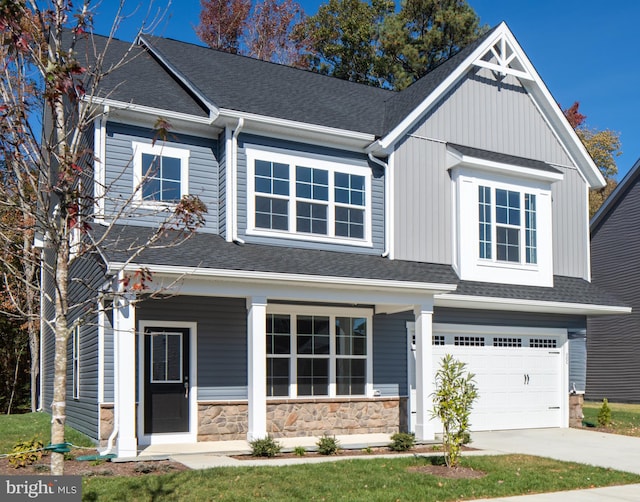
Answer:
[
  {"left": 247, "top": 296, "right": 268, "bottom": 441},
  {"left": 114, "top": 295, "right": 137, "bottom": 457},
  {"left": 414, "top": 300, "right": 435, "bottom": 441}
]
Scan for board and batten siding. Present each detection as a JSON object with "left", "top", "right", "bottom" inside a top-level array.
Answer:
[
  {"left": 137, "top": 296, "right": 248, "bottom": 401},
  {"left": 587, "top": 173, "right": 640, "bottom": 402},
  {"left": 104, "top": 122, "right": 219, "bottom": 233},
  {"left": 236, "top": 134, "right": 385, "bottom": 254},
  {"left": 392, "top": 68, "right": 589, "bottom": 278}
]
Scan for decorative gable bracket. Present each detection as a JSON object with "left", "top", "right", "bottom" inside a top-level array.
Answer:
[{"left": 472, "top": 33, "right": 533, "bottom": 81}]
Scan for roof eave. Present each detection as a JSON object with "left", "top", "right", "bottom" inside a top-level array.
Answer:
[{"left": 435, "top": 293, "right": 631, "bottom": 315}]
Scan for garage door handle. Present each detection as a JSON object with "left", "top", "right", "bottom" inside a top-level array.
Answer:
[{"left": 524, "top": 374, "right": 530, "bottom": 385}]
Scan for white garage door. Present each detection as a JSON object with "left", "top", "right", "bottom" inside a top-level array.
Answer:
[{"left": 409, "top": 324, "right": 567, "bottom": 432}]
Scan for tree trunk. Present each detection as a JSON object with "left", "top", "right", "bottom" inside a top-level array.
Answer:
[{"left": 50, "top": 238, "right": 70, "bottom": 475}]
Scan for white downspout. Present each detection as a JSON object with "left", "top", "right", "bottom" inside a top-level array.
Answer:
[
  {"left": 232, "top": 118, "right": 245, "bottom": 244},
  {"left": 368, "top": 152, "right": 390, "bottom": 257}
]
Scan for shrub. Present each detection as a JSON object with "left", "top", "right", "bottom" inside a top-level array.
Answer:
[
  {"left": 597, "top": 398, "right": 612, "bottom": 427},
  {"left": 9, "top": 437, "right": 44, "bottom": 468},
  {"left": 316, "top": 435, "right": 340, "bottom": 455},
  {"left": 293, "top": 446, "right": 306, "bottom": 456},
  {"left": 250, "top": 436, "right": 282, "bottom": 457},
  {"left": 431, "top": 354, "right": 478, "bottom": 468},
  {"left": 388, "top": 432, "right": 415, "bottom": 452}
]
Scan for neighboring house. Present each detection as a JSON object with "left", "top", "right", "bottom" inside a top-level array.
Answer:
[
  {"left": 588, "top": 158, "right": 640, "bottom": 402},
  {"left": 39, "top": 22, "right": 629, "bottom": 457}
]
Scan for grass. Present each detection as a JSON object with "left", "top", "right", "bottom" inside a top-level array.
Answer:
[
  {"left": 0, "top": 412, "right": 94, "bottom": 454},
  {"left": 82, "top": 454, "right": 640, "bottom": 501},
  {"left": 583, "top": 401, "right": 640, "bottom": 436}
]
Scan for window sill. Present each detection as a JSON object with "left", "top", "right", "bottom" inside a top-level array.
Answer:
[
  {"left": 246, "top": 228, "right": 373, "bottom": 248},
  {"left": 477, "top": 260, "right": 539, "bottom": 272},
  {"left": 266, "top": 395, "right": 388, "bottom": 404}
]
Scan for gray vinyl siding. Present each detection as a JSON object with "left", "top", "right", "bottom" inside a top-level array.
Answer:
[
  {"left": 392, "top": 68, "right": 589, "bottom": 278},
  {"left": 393, "top": 138, "right": 451, "bottom": 263},
  {"left": 587, "top": 174, "right": 640, "bottom": 402},
  {"left": 373, "top": 312, "right": 413, "bottom": 397},
  {"left": 434, "top": 308, "right": 586, "bottom": 330},
  {"left": 137, "top": 296, "right": 248, "bottom": 401},
  {"left": 218, "top": 130, "right": 227, "bottom": 239},
  {"left": 103, "top": 122, "right": 219, "bottom": 233},
  {"left": 409, "top": 68, "right": 574, "bottom": 165},
  {"left": 64, "top": 253, "right": 107, "bottom": 440},
  {"left": 237, "top": 134, "right": 385, "bottom": 254},
  {"left": 103, "top": 310, "right": 114, "bottom": 402},
  {"left": 41, "top": 247, "right": 56, "bottom": 414},
  {"left": 552, "top": 167, "right": 589, "bottom": 278},
  {"left": 568, "top": 331, "right": 586, "bottom": 393}
]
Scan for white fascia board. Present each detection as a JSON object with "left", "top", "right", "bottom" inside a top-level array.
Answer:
[
  {"left": 435, "top": 293, "right": 631, "bottom": 315},
  {"left": 447, "top": 148, "right": 564, "bottom": 183},
  {"left": 86, "top": 97, "right": 216, "bottom": 126},
  {"left": 219, "top": 109, "right": 376, "bottom": 147},
  {"left": 108, "top": 261, "right": 457, "bottom": 295}
]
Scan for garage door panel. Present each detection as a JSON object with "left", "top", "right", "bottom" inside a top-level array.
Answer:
[{"left": 430, "top": 333, "right": 563, "bottom": 431}]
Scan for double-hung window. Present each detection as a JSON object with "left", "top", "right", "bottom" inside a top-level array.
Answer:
[
  {"left": 247, "top": 147, "right": 371, "bottom": 245},
  {"left": 478, "top": 186, "right": 537, "bottom": 264},
  {"left": 266, "top": 308, "right": 372, "bottom": 398},
  {"left": 133, "top": 142, "right": 190, "bottom": 204}
]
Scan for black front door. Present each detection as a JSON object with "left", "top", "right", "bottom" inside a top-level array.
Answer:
[{"left": 144, "top": 327, "right": 190, "bottom": 434}]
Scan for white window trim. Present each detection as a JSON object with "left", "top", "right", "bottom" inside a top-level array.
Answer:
[
  {"left": 452, "top": 166, "right": 553, "bottom": 287},
  {"left": 266, "top": 305, "right": 373, "bottom": 399},
  {"left": 132, "top": 141, "right": 190, "bottom": 207},
  {"left": 246, "top": 146, "right": 373, "bottom": 247},
  {"left": 72, "top": 326, "right": 80, "bottom": 400}
]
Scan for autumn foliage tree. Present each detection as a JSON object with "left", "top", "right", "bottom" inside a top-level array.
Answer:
[
  {"left": 563, "top": 102, "right": 622, "bottom": 217},
  {"left": 0, "top": 1, "right": 206, "bottom": 475},
  {"left": 197, "top": 0, "right": 305, "bottom": 65}
]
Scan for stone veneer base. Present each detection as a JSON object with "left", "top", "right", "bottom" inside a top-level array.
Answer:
[{"left": 197, "top": 397, "right": 407, "bottom": 441}]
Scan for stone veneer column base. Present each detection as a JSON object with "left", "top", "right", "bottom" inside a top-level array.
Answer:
[
  {"left": 198, "top": 401, "right": 249, "bottom": 441},
  {"left": 569, "top": 393, "right": 584, "bottom": 428},
  {"left": 99, "top": 404, "right": 114, "bottom": 447}
]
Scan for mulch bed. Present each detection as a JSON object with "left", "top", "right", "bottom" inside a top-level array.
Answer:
[{"left": 0, "top": 449, "right": 190, "bottom": 477}]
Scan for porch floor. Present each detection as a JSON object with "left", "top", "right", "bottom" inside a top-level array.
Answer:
[{"left": 134, "top": 433, "right": 418, "bottom": 459}]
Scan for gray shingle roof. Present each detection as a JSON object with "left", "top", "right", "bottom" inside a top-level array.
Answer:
[
  {"left": 448, "top": 143, "right": 563, "bottom": 175},
  {"left": 94, "top": 225, "right": 627, "bottom": 308},
  {"left": 80, "top": 34, "right": 209, "bottom": 118},
  {"left": 97, "top": 224, "right": 458, "bottom": 285},
  {"left": 141, "top": 35, "right": 392, "bottom": 136}
]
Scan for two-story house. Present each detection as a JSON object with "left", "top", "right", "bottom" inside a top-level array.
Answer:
[{"left": 40, "top": 23, "right": 628, "bottom": 457}]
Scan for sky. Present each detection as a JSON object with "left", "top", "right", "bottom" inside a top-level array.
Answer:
[{"left": 94, "top": 0, "right": 638, "bottom": 180}]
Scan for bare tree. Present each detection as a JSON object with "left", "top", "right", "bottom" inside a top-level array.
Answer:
[{"left": 0, "top": 1, "right": 207, "bottom": 475}]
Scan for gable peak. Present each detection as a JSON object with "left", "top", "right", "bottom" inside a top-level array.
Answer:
[{"left": 472, "top": 27, "right": 533, "bottom": 81}]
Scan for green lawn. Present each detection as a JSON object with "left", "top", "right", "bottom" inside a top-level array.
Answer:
[
  {"left": 0, "top": 412, "right": 94, "bottom": 454},
  {"left": 82, "top": 454, "right": 640, "bottom": 502},
  {"left": 583, "top": 401, "right": 640, "bottom": 436}
]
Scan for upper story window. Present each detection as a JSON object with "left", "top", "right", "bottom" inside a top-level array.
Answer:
[
  {"left": 247, "top": 147, "right": 371, "bottom": 246},
  {"left": 133, "top": 142, "right": 190, "bottom": 204},
  {"left": 478, "top": 186, "right": 537, "bottom": 265},
  {"left": 448, "top": 144, "right": 562, "bottom": 288}
]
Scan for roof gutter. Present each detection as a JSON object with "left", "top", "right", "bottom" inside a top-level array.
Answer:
[
  {"left": 435, "top": 293, "right": 631, "bottom": 316},
  {"left": 107, "top": 261, "right": 458, "bottom": 295},
  {"left": 85, "top": 96, "right": 215, "bottom": 125}
]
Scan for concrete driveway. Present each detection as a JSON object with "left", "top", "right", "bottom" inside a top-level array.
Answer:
[{"left": 471, "top": 427, "right": 640, "bottom": 475}]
